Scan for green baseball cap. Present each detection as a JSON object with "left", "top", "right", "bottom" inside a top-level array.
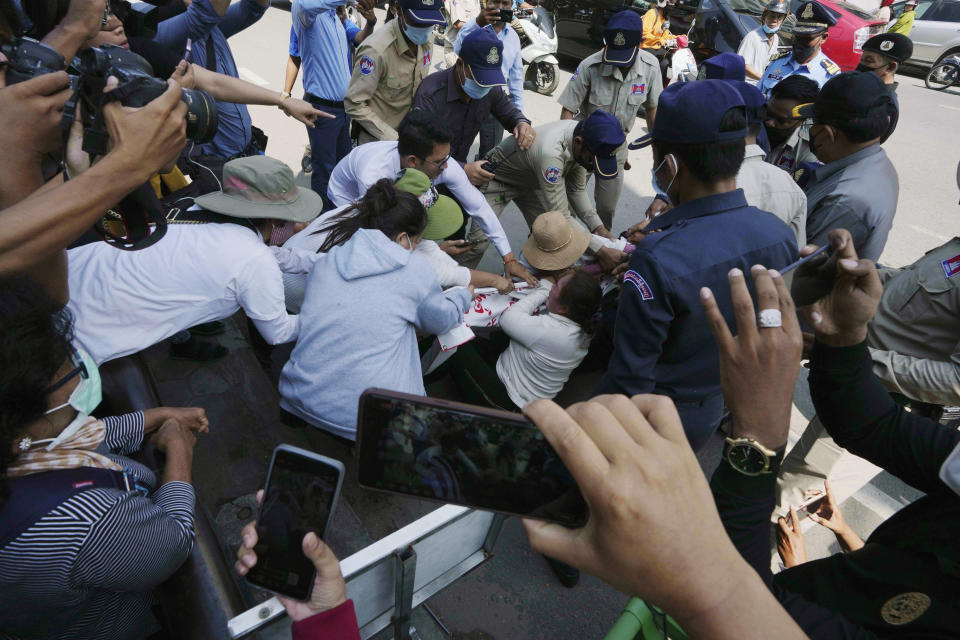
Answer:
[
  {"left": 394, "top": 168, "right": 464, "bottom": 241},
  {"left": 194, "top": 156, "right": 323, "bottom": 224}
]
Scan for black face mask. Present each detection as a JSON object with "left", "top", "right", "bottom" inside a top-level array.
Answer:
[
  {"left": 766, "top": 124, "right": 796, "bottom": 149},
  {"left": 855, "top": 62, "right": 885, "bottom": 74},
  {"left": 792, "top": 40, "right": 817, "bottom": 62}
]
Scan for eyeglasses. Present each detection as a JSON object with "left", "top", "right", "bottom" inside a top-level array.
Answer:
[
  {"left": 423, "top": 154, "right": 450, "bottom": 170},
  {"left": 46, "top": 347, "right": 89, "bottom": 394}
]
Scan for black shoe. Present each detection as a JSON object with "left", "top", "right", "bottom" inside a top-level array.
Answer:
[
  {"left": 544, "top": 556, "right": 580, "bottom": 588},
  {"left": 169, "top": 336, "right": 228, "bottom": 362}
]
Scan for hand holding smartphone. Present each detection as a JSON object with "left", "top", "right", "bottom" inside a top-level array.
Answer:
[{"left": 244, "top": 445, "right": 345, "bottom": 601}]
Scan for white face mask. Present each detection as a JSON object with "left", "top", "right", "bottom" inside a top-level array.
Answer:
[
  {"left": 650, "top": 155, "right": 677, "bottom": 205},
  {"left": 940, "top": 441, "right": 960, "bottom": 496},
  {"left": 44, "top": 346, "right": 102, "bottom": 418},
  {"left": 33, "top": 412, "right": 94, "bottom": 451}
]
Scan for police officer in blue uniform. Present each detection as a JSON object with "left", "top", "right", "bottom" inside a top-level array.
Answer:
[
  {"left": 758, "top": 1, "right": 841, "bottom": 98},
  {"left": 595, "top": 80, "right": 797, "bottom": 451}
]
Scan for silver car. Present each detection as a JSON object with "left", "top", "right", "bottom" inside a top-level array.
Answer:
[{"left": 889, "top": 0, "right": 960, "bottom": 66}]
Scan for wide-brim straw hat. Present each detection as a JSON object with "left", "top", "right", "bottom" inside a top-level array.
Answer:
[{"left": 522, "top": 210, "right": 592, "bottom": 271}]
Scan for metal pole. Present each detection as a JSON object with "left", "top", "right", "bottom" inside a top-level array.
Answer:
[{"left": 391, "top": 546, "right": 418, "bottom": 640}]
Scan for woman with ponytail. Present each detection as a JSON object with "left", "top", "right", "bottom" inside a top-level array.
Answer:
[{"left": 278, "top": 179, "right": 472, "bottom": 441}]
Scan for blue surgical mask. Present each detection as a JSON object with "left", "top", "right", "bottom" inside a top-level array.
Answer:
[
  {"left": 404, "top": 24, "right": 434, "bottom": 45},
  {"left": 762, "top": 23, "right": 781, "bottom": 34},
  {"left": 44, "top": 346, "right": 102, "bottom": 417},
  {"left": 462, "top": 77, "right": 491, "bottom": 99},
  {"left": 650, "top": 155, "right": 676, "bottom": 205}
]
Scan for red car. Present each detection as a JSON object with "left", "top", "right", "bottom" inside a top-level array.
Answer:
[{"left": 811, "top": 0, "right": 889, "bottom": 70}]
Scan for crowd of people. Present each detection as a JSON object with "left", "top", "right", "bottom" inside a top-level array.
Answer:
[{"left": 0, "top": 0, "right": 958, "bottom": 637}]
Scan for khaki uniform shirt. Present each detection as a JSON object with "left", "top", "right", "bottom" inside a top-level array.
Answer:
[
  {"left": 557, "top": 49, "right": 662, "bottom": 134},
  {"left": 736, "top": 144, "right": 807, "bottom": 247},
  {"left": 487, "top": 120, "right": 605, "bottom": 250},
  {"left": 868, "top": 238, "right": 960, "bottom": 406},
  {"left": 345, "top": 19, "right": 432, "bottom": 141},
  {"left": 768, "top": 122, "right": 817, "bottom": 174}
]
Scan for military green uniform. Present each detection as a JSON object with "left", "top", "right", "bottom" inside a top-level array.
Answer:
[
  {"left": 457, "top": 120, "right": 607, "bottom": 268},
  {"left": 557, "top": 49, "right": 663, "bottom": 229},
  {"left": 768, "top": 121, "right": 818, "bottom": 173},
  {"left": 344, "top": 19, "right": 433, "bottom": 143}
]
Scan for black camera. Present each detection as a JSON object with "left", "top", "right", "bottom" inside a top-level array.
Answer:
[
  {"left": 72, "top": 44, "right": 219, "bottom": 155},
  {"left": 0, "top": 36, "right": 71, "bottom": 86},
  {"left": 109, "top": 1, "right": 161, "bottom": 38},
  {"left": 499, "top": 8, "right": 514, "bottom": 22}
]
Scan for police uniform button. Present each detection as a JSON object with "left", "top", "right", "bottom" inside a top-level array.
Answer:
[{"left": 880, "top": 592, "right": 931, "bottom": 626}]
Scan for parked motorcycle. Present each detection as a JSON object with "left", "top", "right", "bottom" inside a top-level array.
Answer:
[
  {"left": 925, "top": 54, "right": 960, "bottom": 92},
  {"left": 515, "top": 5, "right": 560, "bottom": 95}
]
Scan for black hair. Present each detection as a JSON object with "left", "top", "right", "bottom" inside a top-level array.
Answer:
[
  {"left": 556, "top": 270, "right": 602, "bottom": 343},
  {"left": 654, "top": 107, "right": 747, "bottom": 183},
  {"left": 316, "top": 179, "right": 427, "bottom": 253},
  {"left": 397, "top": 109, "right": 452, "bottom": 160},
  {"left": 0, "top": 0, "right": 23, "bottom": 39},
  {"left": 822, "top": 104, "right": 894, "bottom": 144},
  {"left": 0, "top": 276, "right": 74, "bottom": 507},
  {"left": 769, "top": 74, "right": 820, "bottom": 104},
  {"left": 23, "top": 0, "right": 70, "bottom": 39}
]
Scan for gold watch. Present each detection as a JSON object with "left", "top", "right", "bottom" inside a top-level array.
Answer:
[{"left": 723, "top": 437, "right": 785, "bottom": 476}]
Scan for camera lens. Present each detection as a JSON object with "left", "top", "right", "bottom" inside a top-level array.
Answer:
[{"left": 180, "top": 88, "right": 219, "bottom": 144}]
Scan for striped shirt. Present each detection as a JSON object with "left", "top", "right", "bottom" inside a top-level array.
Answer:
[{"left": 0, "top": 412, "right": 196, "bottom": 640}]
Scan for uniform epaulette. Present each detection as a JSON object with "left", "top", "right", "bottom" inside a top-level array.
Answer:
[
  {"left": 822, "top": 58, "right": 840, "bottom": 75},
  {"left": 770, "top": 49, "right": 792, "bottom": 62}
]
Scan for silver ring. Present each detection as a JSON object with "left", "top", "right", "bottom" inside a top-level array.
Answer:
[{"left": 758, "top": 308, "right": 782, "bottom": 328}]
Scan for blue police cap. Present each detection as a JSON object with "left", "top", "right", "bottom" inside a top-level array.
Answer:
[
  {"left": 603, "top": 11, "right": 644, "bottom": 66},
  {"left": 731, "top": 81, "right": 765, "bottom": 124},
  {"left": 460, "top": 27, "right": 507, "bottom": 87},
  {"left": 629, "top": 80, "right": 747, "bottom": 149},
  {"left": 793, "top": 1, "right": 837, "bottom": 35},
  {"left": 579, "top": 110, "right": 626, "bottom": 180},
  {"left": 400, "top": 0, "right": 447, "bottom": 26},
  {"left": 702, "top": 52, "right": 746, "bottom": 81}
]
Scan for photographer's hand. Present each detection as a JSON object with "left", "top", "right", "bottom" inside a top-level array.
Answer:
[
  {"left": 0, "top": 72, "right": 73, "bottom": 184},
  {"left": 102, "top": 78, "right": 188, "bottom": 178},
  {"left": 522, "top": 396, "right": 806, "bottom": 640},
  {"left": 170, "top": 60, "right": 198, "bottom": 90},
  {"left": 43, "top": 0, "right": 109, "bottom": 61}
]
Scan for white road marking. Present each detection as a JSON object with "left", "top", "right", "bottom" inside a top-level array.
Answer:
[
  {"left": 238, "top": 67, "right": 270, "bottom": 87},
  {"left": 910, "top": 224, "right": 951, "bottom": 242},
  {"left": 939, "top": 103, "right": 960, "bottom": 111}
]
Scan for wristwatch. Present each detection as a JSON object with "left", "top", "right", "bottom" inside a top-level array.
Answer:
[{"left": 723, "top": 437, "right": 785, "bottom": 476}]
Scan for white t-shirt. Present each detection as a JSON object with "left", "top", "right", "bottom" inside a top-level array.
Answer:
[
  {"left": 68, "top": 223, "right": 299, "bottom": 364},
  {"left": 738, "top": 27, "right": 779, "bottom": 86}
]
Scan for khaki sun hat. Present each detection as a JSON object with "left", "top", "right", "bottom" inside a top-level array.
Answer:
[
  {"left": 393, "top": 168, "right": 464, "bottom": 241},
  {"left": 522, "top": 211, "right": 591, "bottom": 272},
  {"left": 194, "top": 156, "right": 324, "bottom": 224}
]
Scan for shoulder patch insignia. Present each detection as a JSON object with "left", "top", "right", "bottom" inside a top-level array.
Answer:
[
  {"left": 880, "top": 593, "right": 931, "bottom": 626},
  {"left": 772, "top": 49, "right": 791, "bottom": 61},
  {"left": 423, "top": 50, "right": 432, "bottom": 67},
  {"left": 624, "top": 270, "right": 654, "bottom": 301},
  {"left": 822, "top": 59, "right": 840, "bottom": 75},
  {"left": 359, "top": 55, "right": 375, "bottom": 75},
  {"left": 543, "top": 166, "right": 562, "bottom": 183},
  {"left": 631, "top": 82, "right": 646, "bottom": 95},
  {"left": 942, "top": 254, "right": 960, "bottom": 278}
]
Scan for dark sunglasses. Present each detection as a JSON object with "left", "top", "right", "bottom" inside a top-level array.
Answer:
[{"left": 46, "top": 347, "right": 88, "bottom": 395}]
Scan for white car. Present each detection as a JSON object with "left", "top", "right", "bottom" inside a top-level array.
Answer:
[{"left": 889, "top": 0, "right": 960, "bottom": 67}]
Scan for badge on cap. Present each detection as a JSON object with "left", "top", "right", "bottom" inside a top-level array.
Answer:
[
  {"left": 624, "top": 270, "right": 654, "bottom": 300},
  {"left": 880, "top": 593, "right": 931, "bottom": 626},
  {"left": 543, "top": 166, "right": 561, "bottom": 183},
  {"left": 359, "top": 55, "right": 375, "bottom": 75},
  {"left": 614, "top": 32, "right": 626, "bottom": 46},
  {"left": 632, "top": 83, "right": 646, "bottom": 95},
  {"left": 942, "top": 254, "right": 960, "bottom": 278},
  {"left": 801, "top": 3, "right": 814, "bottom": 18},
  {"left": 880, "top": 39, "right": 894, "bottom": 51},
  {"left": 487, "top": 47, "right": 500, "bottom": 64}
]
